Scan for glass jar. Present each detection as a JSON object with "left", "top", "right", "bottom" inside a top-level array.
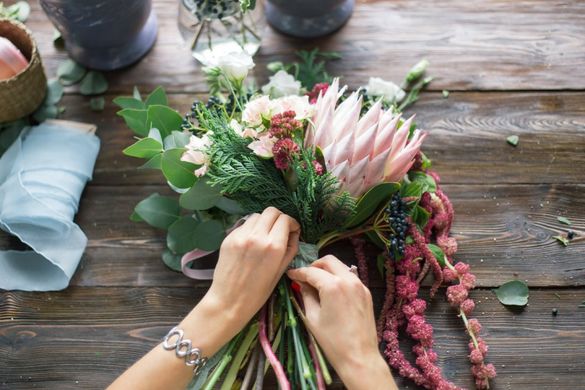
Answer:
[{"left": 178, "top": 0, "right": 265, "bottom": 65}]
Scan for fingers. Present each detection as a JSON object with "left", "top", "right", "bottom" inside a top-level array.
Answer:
[
  {"left": 254, "top": 207, "right": 283, "bottom": 235},
  {"left": 287, "top": 266, "right": 334, "bottom": 291},
  {"left": 312, "top": 255, "right": 354, "bottom": 279},
  {"left": 269, "top": 214, "right": 301, "bottom": 265},
  {"left": 297, "top": 281, "right": 320, "bottom": 326}
]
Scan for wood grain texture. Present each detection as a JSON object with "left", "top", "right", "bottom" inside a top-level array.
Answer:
[
  {"left": 51, "top": 92, "right": 585, "bottom": 186},
  {"left": 1, "top": 183, "right": 582, "bottom": 288},
  {"left": 2, "top": 287, "right": 585, "bottom": 390},
  {"left": 21, "top": 0, "right": 585, "bottom": 92}
]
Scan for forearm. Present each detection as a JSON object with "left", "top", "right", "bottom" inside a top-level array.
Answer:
[
  {"left": 108, "top": 296, "right": 238, "bottom": 390},
  {"left": 337, "top": 353, "right": 398, "bottom": 390}
]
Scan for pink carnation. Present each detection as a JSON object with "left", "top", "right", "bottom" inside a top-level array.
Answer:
[
  {"left": 460, "top": 299, "right": 475, "bottom": 315},
  {"left": 446, "top": 284, "right": 469, "bottom": 307}
]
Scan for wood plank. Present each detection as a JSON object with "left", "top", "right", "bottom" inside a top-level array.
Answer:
[
  {"left": 1, "top": 287, "right": 584, "bottom": 389},
  {"left": 1, "top": 184, "right": 583, "bottom": 288},
  {"left": 21, "top": 0, "right": 585, "bottom": 92},
  {"left": 52, "top": 92, "right": 585, "bottom": 186}
]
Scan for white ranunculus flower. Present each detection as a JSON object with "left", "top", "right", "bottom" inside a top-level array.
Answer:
[
  {"left": 181, "top": 134, "right": 213, "bottom": 177},
  {"left": 366, "top": 77, "right": 406, "bottom": 103},
  {"left": 242, "top": 95, "right": 271, "bottom": 126},
  {"left": 261, "top": 70, "right": 302, "bottom": 98},
  {"left": 207, "top": 50, "right": 255, "bottom": 81},
  {"left": 270, "top": 95, "right": 314, "bottom": 119}
]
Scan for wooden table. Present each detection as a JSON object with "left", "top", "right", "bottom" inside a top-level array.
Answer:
[{"left": 2, "top": 1, "right": 585, "bottom": 389}]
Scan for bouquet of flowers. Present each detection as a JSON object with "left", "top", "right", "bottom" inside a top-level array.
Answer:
[{"left": 116, "top": 49, "right": 495, "bottom": 390}]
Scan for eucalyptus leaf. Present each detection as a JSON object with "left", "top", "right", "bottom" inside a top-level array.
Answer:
[
  {"left": 167, "top": 216, "right": 200, "bottom": 254},
  {"left": 553, "top": 235, "right": 569, "bottom": 246},
  {"left": 162, "top": 249, "right": 183, "bottom": 272},
  {"left": 147, "top": 105, "right": 183, "bottom": 138},
  {"left": 145, "top": 86, "right": 168, "bottom": 107},
  {"left": 139, "top": 153, "right": 163, "bottom": 170},
  {"left": 45, "top": 79, "right": 64, "bottom": 105},
  {"left": 164, "top": 131, "right": 191, "bottom": 150},
  {"left": 506, "top": 135, "right": 519, "bottom": 147},
  {"left": 90, "top": 97, "right": 105, "bottom": 112},
  {"left": 215, "top": 197, "right": 245, "bottom": 214},
  {"left": 344, "top": 182, "right": 401, "bottom": 229},
  {"left": 113, "top": 96, "right": 145, "bottom": 110},
  {"left": 161, "top": 148, "right": 197, "bottom": 189},
  {"left": 290, "top": 242, "right": 319, "bottom": 269},
  {"left": 79, "top": 71, "right": 109, "bottom": 95},
  {"left": 129, "top": 211, "right": 144, "bottom": 222},
  {"left": 180, "top": 179, "right": 221, "bottom": 210},
  {"left": 148, "top": 128, "right": 163, "bottom": 144},
  {"left": 57, "top": 60, "right": 86, "bottom": 86},
  {"left": 557, "top": 216, "right": 572, "bottom": 226},
  {"left": 134, "top": 193, "right": 180, "bottom": 229},
  {"left": 117, "top": 108, "right": 148, "bottom": 136},
  {"left": 494, "top": 280, "right": 529, "bottom": 306},
  {"left": 133, "top": 86, "right": 142, "bottom": 101},
  {"left": 193, "top": 220, "right": 225, "bottom": 251},
  {"left": 123, "top": 137, "right": 163, "bottom": 159}
]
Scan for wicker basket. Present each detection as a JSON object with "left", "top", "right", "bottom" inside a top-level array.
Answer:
[{"left": 0, "top": 18, "right": 47, "bottom": 123}]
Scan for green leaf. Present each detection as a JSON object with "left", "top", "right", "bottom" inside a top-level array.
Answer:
[
  {"left": 557, "top": 216, "right": 572, "bottom": 226},
  {"left": 148, "top": 128, "right": 163, "bottom": 144},
  {"left": 553, "top": 235, "right": 569, "bottom": 246},
  {"left": 139, "top": 153, "right": 163, "bottom": 170},
  {"left": 134, "top": 193, "right": 180, "bottom": 229},
  {"left": 45, "top": 79, "right": 64, "bottom": 105},
  {"left": 79, "top": 71, "right": 109, "bottom": 95},
  {"left": 495, "top": 280, "right": 529, "bottom": 306},
  {"left": 412, "top": 204, "right": 431, "bottom": 228},
  {"left": 145, "top": 86, "right": 168, "bottom": 107},
  {"left": 162, "top": 249, "right": 183, "bottom": 272},
  {"left": 401, "top": 181, "right": 425, "bottom": 198},
  {"left": 506, "top": 135, "right": 519, "bottom": 147},
  {"left": 147, "top": 105, "right": 183, "bottom": 138},
  {"left": 215, "top": 197, "right": 245, "bottom": 214},
  {"left": 133, "top": 86, "right": 142, "bottom": 101},
  {"left": 57, "top": 59, "right": 87, "bottom": 86},
  {"left": 90, "top": 97, "right": 105, "bottom": 112},
  {"left": 409, "top": 171, "right": 437, "bottom": 193},
  {"left": 161, "top": 148, "right": 197, "bottom": 189},
  {"left": 427, "top": 243, "right": 446, "bottom": 267},
  {"left": 167, "top": 216, "right": 200, "bottom": 254},
  {"left": 406, "top": 59, "right": 429, "bottom": 84},
  {"left": 344, "top": 182, "right": 401, "bottom": 228},
  {"left": 180, "top": 179, "right": 222, "bottom": 210},
  {"left": 164, "top": 131, "right": 191, "bottom": 150},
  {"left": 117, "top": 108, "right": 148, "bottom": 136},
  {"left": 193, "top": 220, "right": 225, "bottom": 251},
  {"left": 442, "top": 90, "right": 450, "bottom": 98},
  {"left": 123, "top": 138, "right": 163, "bottom": 159},
  {"left": 129, "top": 211, "right": 144, "bottom": 222},
  {"left": 365, "top": 230, "right": 386, "bottom": 251},
  {"left": 113, "top": 96, "right": 145, "bottom": 110},
  {"left": 290, "top": 242, "right": 319, "bottom": 268}
]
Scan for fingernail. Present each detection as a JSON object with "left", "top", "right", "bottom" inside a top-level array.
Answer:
[{"left": 291, "top": 281, "right": 301, "bottom": 293}]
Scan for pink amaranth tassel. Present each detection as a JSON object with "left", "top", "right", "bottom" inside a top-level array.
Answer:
[{"left": 350, "top": 236, "right": 369, "bottom": 286}]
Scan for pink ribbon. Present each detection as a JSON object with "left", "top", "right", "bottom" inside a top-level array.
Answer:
[{"left": 180, "top": 216, "right": 248, "bottom": 280}]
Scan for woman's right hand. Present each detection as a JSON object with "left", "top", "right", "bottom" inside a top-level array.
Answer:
[{"left": 287, "top": 255, "right": 397, "bottom": 390}]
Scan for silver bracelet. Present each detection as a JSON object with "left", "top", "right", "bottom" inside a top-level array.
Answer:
[{"left": 162, "top": 326, "right": 208, "bottom": 375}]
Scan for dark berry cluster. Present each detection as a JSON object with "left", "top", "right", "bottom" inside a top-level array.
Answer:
[
  {"left": 186, "top": 0, "right": 239, "bottom": 20},
  {"left": 385, "top": 192, "right": 408, "bottom": 258},
  {"left": 181, "top": 99, "right": 203, "bottom": 131}
]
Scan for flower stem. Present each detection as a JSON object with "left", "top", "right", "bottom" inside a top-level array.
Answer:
[{"left": 258, "top": 299, "right": 290, "bottom": 390}]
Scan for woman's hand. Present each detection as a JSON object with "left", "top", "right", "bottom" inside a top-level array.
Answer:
[
  {"left": 201, "top": 207, "right": 301, "bottom": 337},
  {"left": 287, "top": 255, "right": 397, "bottom": 390}
]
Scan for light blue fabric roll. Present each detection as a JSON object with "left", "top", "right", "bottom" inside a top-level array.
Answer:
[{"left": 0, "top": 121, "right": 100, "bottom": 291}]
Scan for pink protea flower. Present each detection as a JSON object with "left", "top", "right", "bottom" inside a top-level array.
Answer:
[{"left": 305, "top": 78, "right": 428, "bottom": 197}]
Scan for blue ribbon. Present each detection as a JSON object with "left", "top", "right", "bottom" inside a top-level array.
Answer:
[{"left": 0, "top": 121, "right": 100, "bottom": 291}]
